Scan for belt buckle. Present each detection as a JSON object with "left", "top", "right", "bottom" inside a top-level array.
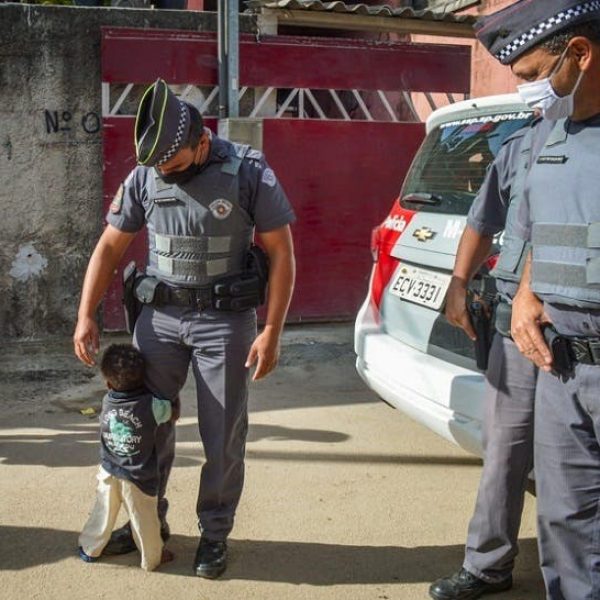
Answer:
[
  {"left": 170, "top": 288, "right": 188, "bottom": 305},
  {"left": 589, "top": 340, "right": 600, "bottom": 365}
]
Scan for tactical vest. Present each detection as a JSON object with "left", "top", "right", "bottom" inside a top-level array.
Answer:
[
  {"left": 491, "top": 118, "right": 553, "bottom": 293},
  {"left": 100, "top": 389, "right": 160, "bottom": 496},
  {"left": 528, "top": 117, "right": 600, "bottom": 308},
  {"left": 145, "top": 143, "right": 254, "bottom": 288}
]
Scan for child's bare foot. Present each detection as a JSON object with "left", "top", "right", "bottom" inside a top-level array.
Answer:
[{"left": 161, "top": 547, "right": 174, "bottom": 564}]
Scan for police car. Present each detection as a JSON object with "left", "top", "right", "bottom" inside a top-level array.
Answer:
[{"left": 355, "top": 95, "right": 533, "bottom": 457}]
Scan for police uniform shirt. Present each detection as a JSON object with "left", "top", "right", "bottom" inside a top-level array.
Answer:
[
  {"left": 107, "top": 135, "right": 296, "bottom": 235},
  {"left": 467, "top": 118, "right": 554, "bottom": 238},
  {"left": 466, "top": 128, "right": 527, "bottom": 238},
  {"left": 467, "top": 118, "right": 554, "bottom": 299}
]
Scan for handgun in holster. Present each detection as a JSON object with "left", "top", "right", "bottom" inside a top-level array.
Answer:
[
  {"left": 542, "top": 325, "right": 575, "bottom": 381},
  {"left": 212, "top": 244, "right": 270, "bottom": 312},
  {"left": 468, "top": 299, "right": 494, "bottom": 371},
  {"left": 122, "top": 261, "right": 144, "bottom": 335}
]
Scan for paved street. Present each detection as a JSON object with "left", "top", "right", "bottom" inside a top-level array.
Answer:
[{"left": 0, "top": 324, "right": 544, "bottom": 599}]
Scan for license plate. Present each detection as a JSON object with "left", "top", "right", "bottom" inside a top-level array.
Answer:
[{"left": 389, "top": 265, "right": 451, "bottom": 310}]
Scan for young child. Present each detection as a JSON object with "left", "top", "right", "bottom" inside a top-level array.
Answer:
[{"left": 78, "top": 343, "right": 175, "bottom": 571}]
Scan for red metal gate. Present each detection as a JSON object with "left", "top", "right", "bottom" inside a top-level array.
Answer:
[{"left": 101, "top": 28, "right": 470, "bottom": 329}]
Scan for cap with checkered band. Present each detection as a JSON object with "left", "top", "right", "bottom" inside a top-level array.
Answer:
[
  {"left": 475, "top": 0, "right": 600, "bottom": 65},
  {"left": 134, "top": 79, "right": 192, "bottom": 167}
]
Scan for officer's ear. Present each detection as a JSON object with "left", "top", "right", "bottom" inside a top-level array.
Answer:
[{"left": 569, "top": 36, "right": 594, "bottom": 71}]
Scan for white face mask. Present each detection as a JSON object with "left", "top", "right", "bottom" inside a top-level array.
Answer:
[{"left": 517, "top": 47, "right": 585, "bottom": 120}]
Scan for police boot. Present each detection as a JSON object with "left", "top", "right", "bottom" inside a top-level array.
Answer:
[
  {"left": 103, "top": 498, "right": 170, "bottom": 555},
  {"left": 429, "top": 568, "right": 512, "bottom": 600},
  {"left": 193, "top": 537, "right": 227, "bottom": 579}
]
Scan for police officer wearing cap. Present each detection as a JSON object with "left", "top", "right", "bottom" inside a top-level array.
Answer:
[
  {"left": 475, "top": 1, "right": 600, "bottom": 598},
  {"left": 73, "top": 79, "right": 296, "bottom": 578},
  {"left": 430, "top": 112, "right": 554, "bottom": 600}
]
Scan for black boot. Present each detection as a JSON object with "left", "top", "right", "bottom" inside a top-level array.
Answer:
[
  {"left": 429, "top": 568, "right": 512, "bottom": 600},
  {"left": 193, "top": 537, "right": 227, "bottom": 579}
]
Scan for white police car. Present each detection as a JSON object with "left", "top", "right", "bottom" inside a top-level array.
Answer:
[{"left": 355, "top": 95, "right": 533, "bottom": 457}]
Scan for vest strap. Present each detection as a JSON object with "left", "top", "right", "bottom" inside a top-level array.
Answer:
[
  {"left": 153, "top": 233, "right": 231, "bottom": 254},
  {"left": 156, "top": 255, "right": 230, "bottom": 278},
  {"left": 532, "top": 223, "right": 600, "bottom": 249},
  {"left": 221, "top": 144, "right": 250, "bottom": 176},
  {"left": 533, "top": 260, "right": 600, "bottom": 287}
]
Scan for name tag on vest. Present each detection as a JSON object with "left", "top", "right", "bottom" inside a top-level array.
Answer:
[
  {"left": 537, "top": 155, "right": 568, "bottom": 165},
  {"left": 153, "top": 197, "right": 179, "bottom": 205}
]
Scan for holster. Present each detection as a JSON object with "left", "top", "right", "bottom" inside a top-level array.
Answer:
[
  {"left": 122, "top": 262, "right": 144, "bottom": 335},
  {"left": 543, "top": 325, "right": 575, "bottom": 381},
  {"left": 468, "top": 299, "right": 495, "bottom": 371},
  {"left": 494, "top": 300, "right": 513, "bottom": 338}
]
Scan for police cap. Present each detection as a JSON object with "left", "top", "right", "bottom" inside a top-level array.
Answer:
[
  {"left": 135, "top": 78, "right": 192, "bottom": 167},
  {"left": 475, "top": 0, "right": 600, "bottom": 65}
]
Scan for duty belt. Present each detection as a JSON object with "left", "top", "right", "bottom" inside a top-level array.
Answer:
[
  {"left": 157, "top": 285, "right": 213, "bottom": 310},
  {"left": 563, "top": 336, "right": 600, "bottom": 365}
]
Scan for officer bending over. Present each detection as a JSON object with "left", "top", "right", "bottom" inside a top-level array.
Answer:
[
  {"left": 73, "top": 79, "right": 296, "bottom": 578},
  {"left": 478, "top": 1, "right": 600, "bottom": 598}
]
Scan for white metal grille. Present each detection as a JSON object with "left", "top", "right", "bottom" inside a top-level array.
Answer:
[{"left": 102, "top": 82, "right": 467, "bottom": 123}]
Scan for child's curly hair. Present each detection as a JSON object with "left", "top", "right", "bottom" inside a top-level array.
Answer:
[{"left": 100, "top": 344, "right": 145, "bottom": 392}]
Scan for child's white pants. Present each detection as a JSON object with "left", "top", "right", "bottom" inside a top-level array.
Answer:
[{"left": 79, "top": 467, "right": 163, "bottom": 571}]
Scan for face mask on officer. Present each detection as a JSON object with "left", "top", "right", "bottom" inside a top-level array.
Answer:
[
  {"left": 155, "top": 161, "right": 198, "bottom": 185},
  {"left": 517, "top": 45, "right": 585, "bottom": 120}
]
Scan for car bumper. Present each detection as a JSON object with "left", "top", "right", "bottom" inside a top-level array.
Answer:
[{"left": 355, "top": 299, "right": 485, "bottom": 457}]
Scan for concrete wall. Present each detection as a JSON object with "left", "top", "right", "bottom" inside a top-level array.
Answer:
[{"left": 0, "top": 4, "right": 254, "bottom": 338}]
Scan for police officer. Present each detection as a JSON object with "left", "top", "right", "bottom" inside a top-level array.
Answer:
[
  {"left": 430, "top": 112, "right": 553, "bottom": 600},
  {"left": 73, "top": 79, "right": 296, "bottom": 578},
  {"left": 476, "top": 2, "right": 600, "bottom": 598}
]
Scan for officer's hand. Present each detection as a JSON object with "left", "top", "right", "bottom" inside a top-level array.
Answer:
[
  {"left": 245, "top": 327, "right": 280, "bottom": 381},
  {"left": 445, "top": 277, "right": 476, "bottom": 341},
  {"left": 73, "top": 316, "right": 100, "bottom": 366},
  {"left": 511, "top": 289, "right": 552, "bottom": 371}
]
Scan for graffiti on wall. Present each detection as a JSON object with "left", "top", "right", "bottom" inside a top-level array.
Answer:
[{"left": 44, "top": 110, "right": 101, "bottom": 135}]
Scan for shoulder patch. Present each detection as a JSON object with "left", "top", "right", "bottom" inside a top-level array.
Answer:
[
  {"left": 261, "top": 168, "right": 277, "bottom": 188},
  {"left": 110, "top": 184, "right": 124, "bottom": 214}
]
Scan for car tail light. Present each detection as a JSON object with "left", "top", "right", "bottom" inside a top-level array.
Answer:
[{"left": 368, "top": 203, "right": 416, "bottom": 310}]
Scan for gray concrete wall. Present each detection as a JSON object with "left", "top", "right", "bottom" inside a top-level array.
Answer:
[{"left": 0, "top": 4, "right": 254, "bottom": 338}]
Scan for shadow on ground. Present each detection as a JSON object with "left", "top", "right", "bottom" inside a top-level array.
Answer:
[
  {"left": 0, "top": 418, "right": 482, "bottom": 469},
  {"left": 0, "top": 525, "right": 539, "bottom": 588}
]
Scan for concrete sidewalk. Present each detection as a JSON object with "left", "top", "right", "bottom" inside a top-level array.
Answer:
[{"left": 0, "top": 324, "right": 544, "bottom": 599}]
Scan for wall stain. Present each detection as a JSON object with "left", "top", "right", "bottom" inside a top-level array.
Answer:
[{"left": 3, "top": 137, "right": 12, "bottom": 160}]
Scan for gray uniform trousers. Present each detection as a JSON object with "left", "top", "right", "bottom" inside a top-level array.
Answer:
[
  {"left": 133, "top": 303, "right": 257, "bottom": 541},
  {"left": 463, "top": 333, "right": 538, "bottom": 582},
  {"left": 535, "top": 307, "right": 600, "bottom": 600}
]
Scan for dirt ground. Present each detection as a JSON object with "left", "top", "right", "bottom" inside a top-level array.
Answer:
[{"left": 0, "top": 323, "right": 544, "bottom": 599}]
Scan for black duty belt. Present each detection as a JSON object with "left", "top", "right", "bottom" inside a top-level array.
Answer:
[
  {"left": 544, "top": 326, "right": 600, "bottom": 380},
  {"left": 563, "top": 336, "right": 600, "bottom": 365},
  {"left": 157, "top": 285, "right": 213, "bottom": 310}
]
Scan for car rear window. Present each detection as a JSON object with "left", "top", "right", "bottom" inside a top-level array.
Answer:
[{"left": 400, "top": 111, "right": 533, "bottom": 216}]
